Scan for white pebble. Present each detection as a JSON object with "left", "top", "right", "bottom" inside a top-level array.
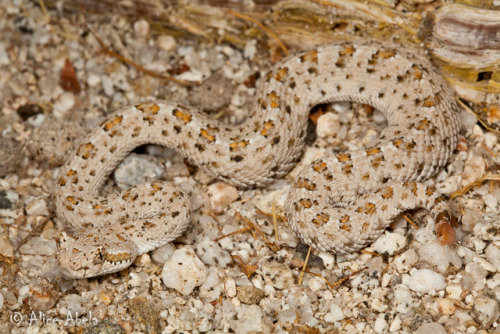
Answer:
[
  {"left": 406, "top": 269, "right": 446, "bottom": 293},
  {"left": 19, "top": 236, "right": 57, "bottom": 256},
  {"left": 53, "top": 92, "right": 75, "bottom": 116},
  {"left": 418, "top": 240, "right": 462, "bottom": 274},
  {"left": 235, "top": 305, "right": 272, "bottom": 333},
  {"left": 157, "top": 35, "right": 177, "bottom": 52},
  {"left": 316, "top": 113, "right": 341, "bottom": 138},
  {"left": 243, "top": 40, "right": 257, "bottom": 60},
  {"left": 473, "top": 297, "right": 500, "bottom": 327},
  {"left": 372, "top": 231, "right": 406, "bottom": 255},
  {"left": 225, "top": 278, "right": 237, "bottom": 298},
  {"left": 437, "top": 297, "right": 456, "bottom": 315},
  {"left": 25, "top": 198, "right": 49, "bottom": 216},
  {"left": 0, "top": 237, "right": 13, "bottom": 257},
  {"left": 415, "top": 322, "right": 446, "bottom": 334},
  {"left": 389, "top": 315, "right": 402, "bottom": 332},
  {"left": 257, "top": 255, "right": 294, "bottom": 290},
  {"left": 151, "top": 243, "right": 176, "bottom": 264},
  {"left": 134, "top": 19, "right": 150, "bottom": 39},
  {"left": 485, "top": 242, "right": 500, "bottom": 272},
  {"left": 113, "top": 153, "right": 164, "bottom": 190},
  {"left": 162, "top": 247, "right": 208, "bottom": 295},
  {"left": 203, "top": 182, "right": 238, "bottom": 212},
  {"left": 87, "top": 72, "right": 101, "bottom": 87},
  {"left": 373, "top": 314, "right": 388, "bottom": 333},
  {"left": 461, "top": 157, "right": 485, "bottom": 186},
  {"left": 195, "top": 237, "right": 232, "bottom": 268},
  {"left": 324, "top": 302, "right": 345, "bottom": 322}
]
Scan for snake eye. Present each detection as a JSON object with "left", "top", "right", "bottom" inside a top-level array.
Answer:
[{"left": 93, "top": 248, "right": 105, "bottom": 265}]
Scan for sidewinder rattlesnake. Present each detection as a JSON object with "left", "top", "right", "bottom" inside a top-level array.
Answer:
[{"left": 55, "top": 40, "right": 460, "bottom": 278}]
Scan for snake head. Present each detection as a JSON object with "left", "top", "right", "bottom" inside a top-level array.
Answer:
[{"left": 58, "top": 230, "right": 138, "bottom": 278}]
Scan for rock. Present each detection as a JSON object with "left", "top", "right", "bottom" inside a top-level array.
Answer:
[
  {"left": 473, "top": 296, "right": 500, "bottom": 327},
  {"left": 0, "top": 237, "right": 14, "bottom": 257},
  {"left": 130, "top": 296, "right": 160, "bottom": 334},
  {"left": 257, "top": 255, "right": 294, "bottom": 290},
  {"left": 19, "top": 236, "right": 57, "bottom": 256},
  {"left": 113, "top": 153, "right": 164, "bottom": 190},
  {"left": 235, "top": 305, "right": 272, "bottom": 334},
  {"left": 465, "top": 262, "right": 488, "bottom": 290},
  {"left": 151, "top": 243, "right": 175, "bottom": 264},
  {"left": 28, "top": 115, "right": 86, "bottom": 166},
  {"left": 316, "top": 112, "right": 341, "bottom": 138},
  {"left": 59, "top": 294, "right": 89, "bottom": 318},
  {"left": 84, "top": 321, "right": 124, "bottom": 334},
  {"left": 372, "top": 231, "right": 407, "bottom": 255},
  {"left": 161, "top": 247, "right": 207, "bottom": 295},
  {"left": 236, "top": 286, "right": 266, "bottom": 305},
  {"left": 133, "top": 19, "right": 150, "bottom": 39},
  {"left": 418, "top": 240, "right": 462, "bottom": 274},
  {"left": 0, "top": 292, "right": 3, "bottom": 310},
  {"left": 157, "top": 35, "right": 176, "bottom": 52},
  {"left": 28, "top": 285, "right": 57, "bottom": 313},
  {"left": 414, "top": 322, "right": 446, "bottom": 334},
  {"left": 485, "top": 242, "right": 500, "bottom": 272},
  {"left": 203, "top": 182, "right": 238, "bottom": 212},
  {"left": 0, "top": 138, "right": 21, "bottom": 177},
  {"left": 195, "top": 237, "right": 232, "bottom": 268},
  {"left": 188, "top": 73, "right": 233, "bottom": 112},
  {"left": 461, "top": 156, "right": 485, "bottom": 186},
  {"left": 393, "top": 284, "right": 416, "bottom": 314},
  {"left": 0, "top": 190, "right": 18, "bottom": 209},
  {"left": 324, "top": 302, "right": 345, "bottom": 322},
  {"left": 406, "top": 269, "right": 446, "bottom": 293},
  {"left": 25, "top": 197, "right": 49, "bottom": 216},
  {"left": 373, "top": 314, "right": 388, "bottom": 333},
  {"left": 53, "top": 92, "right": 75, "bottom": 116}
]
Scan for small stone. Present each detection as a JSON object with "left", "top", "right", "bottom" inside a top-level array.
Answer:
[
  {"left": 59, "top": 294, "right": 88, "bottom": 318},
  {"left": 25, "top": 197, "right": 49, "bottom": 216},
  {"left": 151, "top": 243, "right": 175, "bottom": 264},
  {"left": 373, "top": 314, "right": 388, "bottom": 333},
  {"left": 0, "top": 190, "right": 17, "bottom": 209},
  {"left": 225, "top": 278, "right": 237, "bottom": 297},
  {"left": 257, "top": 255, "right": 294, "bottom": 290},
  {"left": 28, "top": 115, "right": 86, "bottom": 166},
  {"left": 130, "top": 296, "right": 161, "bottom": 334},
  {"left": 316, "top": 112, "right": 341, "bottom": 138},
  {"left": 236, "top": 286, "right": 266, "bottom": 305},
  {"left": 437, "top": 298, "right": 456, "bottom": 315},
  {"left": 324, "top": 302, "right": 345, "bottom": 322},
  {"left": 53, "top": 92, "right": 75, "bottom": 116},
  {"left": 0, "top": 138, "right": 21, "bottom": 177},
  {"left": 0, "top": 237, "right": 14, "bottom": 257},
  {"left": 84, "top": 320, "right": 125, "bottom": 334},
  {"left": 157, "top": 35, "right": 176, "bottom": 52},
  {"left": 195, "top": 237, "right": 232, "bottom": 268},
  {"left": 188, "top": 73, "right": 233, "bottom": 112},
  {"left": 161, "top": 247, "right": 207, "bottom": 295},
  {"left": 406, "top": 269, "right": 446, "bottom": 293},
  {"left": 134, "top": 19, "right": 150, "bottom": 39},
  {"left": 485, "top": 242, "right": 500, "bottom": 272},
  {"left": 0, "top": 292, "right": 4, "bottom": 310},
  {"left": 235, "top": 305, "right": 272, "bottom": 334},
  {"left": 435, "top": 175, "right": 461, "bottom": 195},
  {"left": 418, "top": 240, "right": 462, "bottom": 274},
  {"left": 203, "top": 182, "right": 238, "bottom": 212},
  {"left": 372, "top": 231, "right": 407, "bottom": 255},
  {"left": 113, "top": 153, "right": 164, "bottom": 190},
  {"left": 414, "top": 322, "right": 446, "bottom": 334},
  {"left": 461, "top": 157, "right": 485, "bottom": 186},
  {"left": 19, "top": 236, "right": 57, "bottom": 256},
  {"left": 87, "top": 73, "right": 101, "bottom": 87},
  {"left": 465, "top": 262, "right": 488, "bottom": 290}
]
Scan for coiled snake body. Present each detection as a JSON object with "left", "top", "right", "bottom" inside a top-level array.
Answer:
[{"left": 55, "top": 40, "right": 460, "bottom": 278}]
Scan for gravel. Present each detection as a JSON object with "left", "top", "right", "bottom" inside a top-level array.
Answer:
[{"left": 0, "top": 1, "right": 499, "bottom": 333}]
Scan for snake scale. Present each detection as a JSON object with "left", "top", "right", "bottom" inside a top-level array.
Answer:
[{"left": 55, "top": 40, "right": 460, "bottom": 278}]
